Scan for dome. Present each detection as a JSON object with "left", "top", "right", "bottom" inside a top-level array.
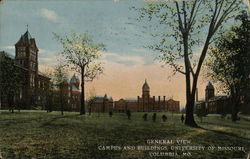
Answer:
[
  {"left": 206, "top": 81, "right": 214, "bottom": 89},
  {"left": 142, "top": 79, "right": 150, "bottom": 90}
]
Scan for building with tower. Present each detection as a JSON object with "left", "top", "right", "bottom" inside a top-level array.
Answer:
[
  {"left": 196, "top": 82, "right": 231, "bottom": 114},
  {"left": 113, "top": 80, "right": 180, "bottom": 112},
  {"left": 0, "top": 29, "right": 50, "bottom": 109}
]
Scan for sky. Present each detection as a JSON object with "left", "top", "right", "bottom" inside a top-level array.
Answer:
[{"left": 1, "top": 0, "right": 244, "bottom": 107}]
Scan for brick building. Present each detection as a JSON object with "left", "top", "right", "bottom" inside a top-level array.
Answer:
[
  {"left": 114, "top": 80, "right": 180, "bottom": 112},
  {"left": 0, "top": 30, "right": 50, "bottom": 109},
  {"left": 195, "top": 82, "right": 231, "bottom": 114},
  {"left": 88, "top": 94, "right": 113, "bottom": 113},
  {"left": 52, "top": 74, "right": 81, "bottom": 111}
]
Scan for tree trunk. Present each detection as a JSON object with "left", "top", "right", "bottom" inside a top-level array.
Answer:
[
  {"left": 231, "top": 91, "right": 240, "bottom": 122},
  {"left": 80, "top": 67, "right": 85, "bottom": 115},
  {"left": 185, "top": 94, "right": 198, "bottom": 127},
  {"left": 183, "top": 34, "right": 198, "bottom": 127}
]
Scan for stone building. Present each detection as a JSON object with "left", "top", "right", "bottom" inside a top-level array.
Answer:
[
  {"left": 114, "top": 80, "right": 180, "bottom": 112},
  {"left": 0, "top": 30, "right": 50, "bottom": 109}
]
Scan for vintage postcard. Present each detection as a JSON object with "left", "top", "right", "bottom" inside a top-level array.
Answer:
[{"left": 0, "top": 0, "right": 249, "bottom": 158}]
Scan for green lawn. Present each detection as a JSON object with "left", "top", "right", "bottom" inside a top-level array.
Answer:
[{"left": 0, "top": 110, "right": 249, "bottom": 159}]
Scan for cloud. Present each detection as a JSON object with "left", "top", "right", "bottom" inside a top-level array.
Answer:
[
  {"left": 0, "top": 45, "right": 15, "bottom": 50},
  {"left": 38, "top": 8, "right": 61, "bottom": 23},
  {"left": 102, "top": 51, "right": 145, "bottom": 66}
]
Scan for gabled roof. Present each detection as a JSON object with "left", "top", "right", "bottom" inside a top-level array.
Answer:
[
  {"left": 15, "top": 30, "right": 38, "bottom": 51},
  {"left": 16, "top": 31, "right": 32, "bottom": 44},
  {"left": 92, "top": 95, "right": 113, "bottom": 102}
]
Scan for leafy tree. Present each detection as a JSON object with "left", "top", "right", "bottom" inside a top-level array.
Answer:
[
  {"left": 204, "top": 11, "right": 250, "bottom": 121},
  {"left": 40, "top": 68, "right": 53, "bottom": 112},
  {"left": 0, "top": 52, "right": 21, "bottom": 112},
  {"left": 54, "top": 32, "right": 104, "bottom": 115},
  {"left": 136, "top": 0, "right": 245, "bottom": 127},
  {"left": 53, "top": 64, "right": 68, "bottom": 115}
]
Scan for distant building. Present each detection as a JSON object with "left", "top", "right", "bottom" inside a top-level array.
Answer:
[
  {"left": 52, "top": 74, "right": 81, "bottom": 111},
  {"left": 0, "top": 30, "right": 50, "bottom": 109},
  {"left": 114, "top": 80, "right": 180, "bottom": 112},
  {"left": 196, "top": 82, "right": 231, "bottom": 114},
  {"left": 196, "top": 82, "right": 249, "bottom": 114},
  {"left": 88, "top": 94, "right": 113, "bottom": 113}
]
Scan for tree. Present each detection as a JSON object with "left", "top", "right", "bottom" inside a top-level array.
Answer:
[
  {"left": 53, "top": 64, "right": 68, "bottom": 115},
  {"left": 136, "top": 0, "right": 246, "bottom": 127},
  {"left": 0, "top": 52, "right": 21, "bottom": 113},
  {"left": 40, "top": 67, "right": 54, "bottom": 112},
  {"left": 54, "top": 32, "right": 104, "bottom": 115},
  {"left": 204, "top": 11, "right": 250, "bottom": 121},
  {"left": 86, "top": 87, "right": 97, "bottom": 115}
]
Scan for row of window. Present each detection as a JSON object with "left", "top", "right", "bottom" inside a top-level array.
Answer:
[
  {"left": 30, "top": 62, "right": 36, "bottom": 70},
  {"left": 38, "top": 81, "right": 46, "bottom": 89},
  {"left": 18, "top": 52, "right": 26, "bottom": 57}
]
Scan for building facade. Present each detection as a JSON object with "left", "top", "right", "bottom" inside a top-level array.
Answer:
[
  {"left": 114, "top": 80, "right": 180, "bottom": 112},
  {"left": 52, "top": 74, "right": 81, "bottom": 111},
  {"left": 196, "top": 82, "right": 231, "bottom": 114},
  {"left": 0, "top": 30, "right": 50, "bottom": 109},
  {"left": 88, "top": 94, "right": 113, "bottom": 113}
]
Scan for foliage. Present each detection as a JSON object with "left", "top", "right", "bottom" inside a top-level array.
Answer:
[
  {"left": 136, "top": 0, "right": 246, "bottom": 127},
  {"left": 53, "top": 64, "right": 68, "bottom": 115},
  {"left": 54, "top": 32, "right": 105, "bottom": 115},
  {"left": 204, "top": 11, "right": 250, "bottom": 121},
  {"left": 0, "top": 52, "right": 22, "bottom": 111}
]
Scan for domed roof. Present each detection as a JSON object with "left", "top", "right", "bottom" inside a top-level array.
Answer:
[
  {"left": 206, "top": 81, "right": 214, "bottom": 89},
  {"left": 70, "top": 74, "right": 79, "bottom": 84},
  {"left": 142, "top": 79, "right": 149, "bottom": 89}
]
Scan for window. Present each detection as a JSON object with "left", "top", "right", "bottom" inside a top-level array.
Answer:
[
  {"left": 19, "top": 89, "right": 23, "bottom": 99},
  {"left": 30, "top": 74, "right": 35, "bottom": 87}
]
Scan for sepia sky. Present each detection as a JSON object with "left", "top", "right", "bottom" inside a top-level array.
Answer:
[{"left": 1, "top": 0, "right": 240, "bottom": 107}]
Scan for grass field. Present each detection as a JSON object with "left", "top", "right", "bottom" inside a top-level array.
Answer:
[{"left": 0, "top": 110, "right": 249, "bottom": 159}]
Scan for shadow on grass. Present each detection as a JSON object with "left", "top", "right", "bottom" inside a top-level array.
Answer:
[{"left": 199, "top": 126, "right": 250, "bottom": 141}]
